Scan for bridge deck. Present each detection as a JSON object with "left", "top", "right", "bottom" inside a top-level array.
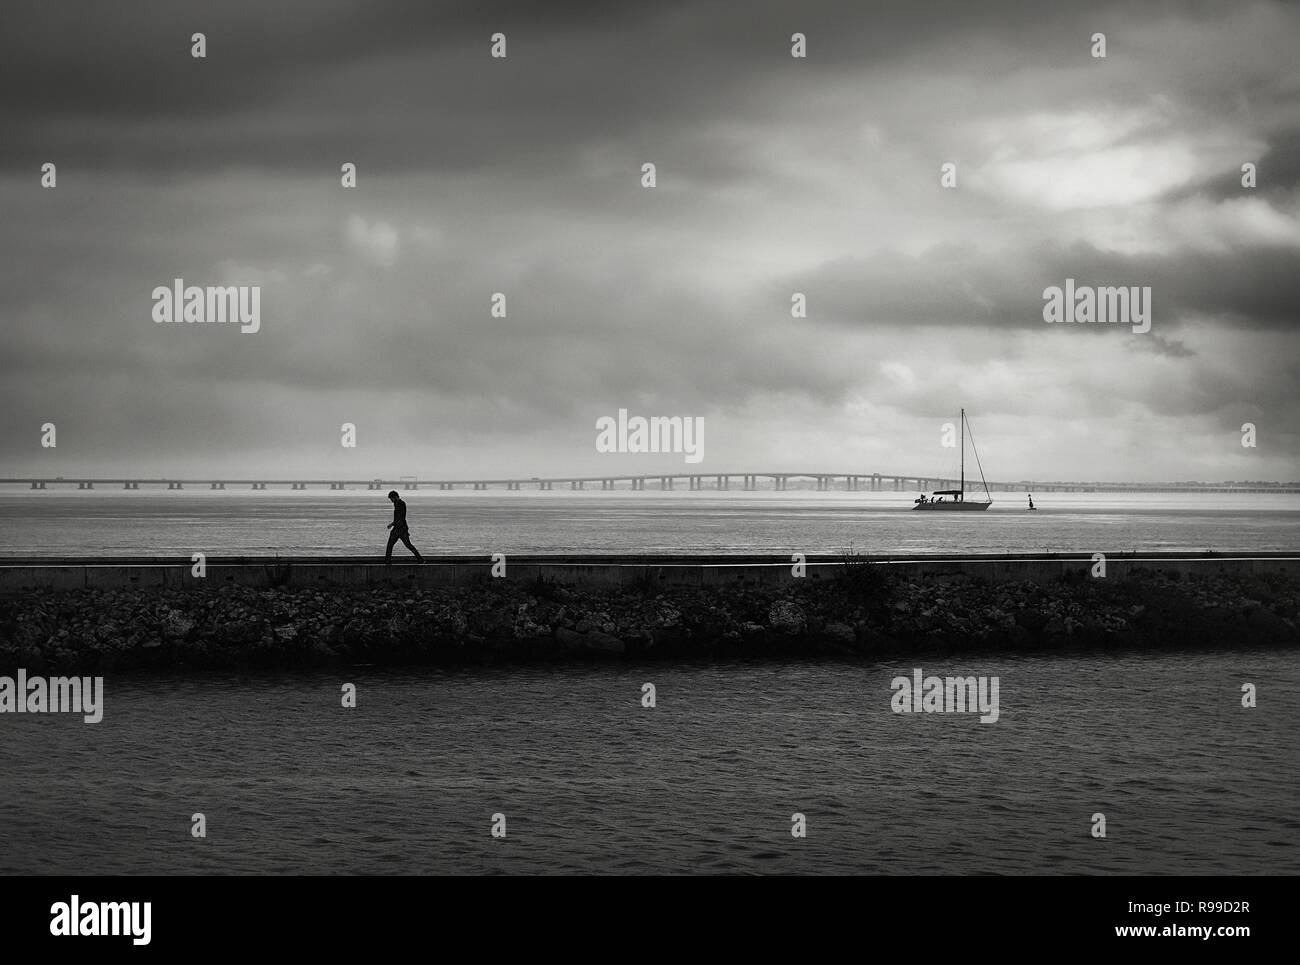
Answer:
[{"left": 2, "top": 477, "right": 1294, "bottom": 494}]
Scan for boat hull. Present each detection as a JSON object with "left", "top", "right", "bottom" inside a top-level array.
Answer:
[{"left": 912, "top": 501, "right": 992, "bottom": 511}]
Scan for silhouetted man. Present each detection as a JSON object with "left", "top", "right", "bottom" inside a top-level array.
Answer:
[{"left": 385, "top": 490, "right": 424, "bottom": 564}]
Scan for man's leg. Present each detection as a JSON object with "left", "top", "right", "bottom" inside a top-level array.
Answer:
[
  {"left": 400, "top": 534, "right": 424, "bottom": 563},
  {"left": 385, "top": 530, "right": 399, "bottom": 564}
]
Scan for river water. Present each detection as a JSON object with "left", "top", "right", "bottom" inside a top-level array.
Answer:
[
  {"left": 2, "top": 652, "right": 1295, "bottom": 875},
  {"left": 1, "top": 490, "right": 1297, "bottom": 557}
]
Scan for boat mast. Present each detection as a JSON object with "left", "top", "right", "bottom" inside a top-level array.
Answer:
[
  {"left": 960, "top": 408, "right": 965, "bottom": 496},
  {"left": 964, "top": 410, "right": 993, "bottom": 504}
]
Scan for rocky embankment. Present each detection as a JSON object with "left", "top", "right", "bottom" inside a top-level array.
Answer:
[{"left": 1, "top": 567, "right": 1296, "bottom": 671}]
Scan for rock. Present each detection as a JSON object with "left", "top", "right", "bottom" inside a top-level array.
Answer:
[
  {"left": 583, "top": 629, "right": 625, "bottom": 654},
  {"left": 554, "top": 626, "right": 584, "bottom": 649},
  {"left": 768, "top": 600, "right": 806, "bottom": 634},
  {"left": 823, "top": 621, "right": 856, "bottom": 645},
  {"left": 652, "top": 604, "right": 682, "bottom": 629},
  {"left": 1017, "top": 610, "right": 1047, "bottom": 633},
  {"left": 1246, "top": 607, "right": 1287, "bottom": 638},
  {"left": 6, "top": 569, "right": 1299, "bottom": 670},
  {"left": 552, "top": 626, "right": 623, "bottom": 654}
]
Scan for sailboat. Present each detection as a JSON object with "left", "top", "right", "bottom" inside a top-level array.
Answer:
[{"left": 912, "top": 408, "right": 992, "bottom": 511}]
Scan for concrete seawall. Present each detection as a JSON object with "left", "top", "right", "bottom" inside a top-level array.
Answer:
[{"left": 2, "top": 552, "right": 1297, "bottom": 594}]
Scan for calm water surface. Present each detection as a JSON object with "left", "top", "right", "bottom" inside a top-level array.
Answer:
[
  {"left": 2, "top": 652, "right": 1296, "bottom": 875},
  {"left": 2, "top": 490, "right": 1297, "bottom": 556}
]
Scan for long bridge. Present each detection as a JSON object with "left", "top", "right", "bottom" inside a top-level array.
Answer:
[{"left": 3, "top": 475, "right": 1295, "bottom": 494}]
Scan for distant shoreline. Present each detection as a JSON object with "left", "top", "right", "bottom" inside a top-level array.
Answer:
[
  {"left": 3, "top": 479, "right": 1297, "bottom": 494},
  {"left": 2, "top": 557, "right": 1295, "bottom": 672}
]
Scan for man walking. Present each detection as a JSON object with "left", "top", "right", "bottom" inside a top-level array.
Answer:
[{"left": 385, "top": 490, "right": 424, "bottom": 564}]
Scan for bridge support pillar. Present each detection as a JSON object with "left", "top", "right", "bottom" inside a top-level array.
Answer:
[{"left": 717, "top": 475, "right": 728, "bottom": 490}]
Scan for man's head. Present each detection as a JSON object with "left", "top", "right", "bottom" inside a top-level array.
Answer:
[{"left": 388, "top": 490, "right": 399, "bottom": 501}]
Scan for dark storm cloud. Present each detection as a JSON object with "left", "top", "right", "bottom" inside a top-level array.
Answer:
[
  {"left": 795, "top": 241, "right": 1300, "bottom": 331},
  {"left": 0, "top": 0, "right": 648, "bottom": 115},
  {"left": 1180, "top": 130, "right": 1300, "bottom": 204},
  {"left": 2, "top": 0, "right": 1239, "bottom": 174},
  {"left": 0, "top": 0, "right": 693, "bottom": 172},
  {"left": 1132, "top": 333, "right": 1196, "bottom": 359}
]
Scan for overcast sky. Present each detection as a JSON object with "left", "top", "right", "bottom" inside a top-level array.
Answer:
[{"left": 2, "top": 0, "right": 1297, "bottom": 482}]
